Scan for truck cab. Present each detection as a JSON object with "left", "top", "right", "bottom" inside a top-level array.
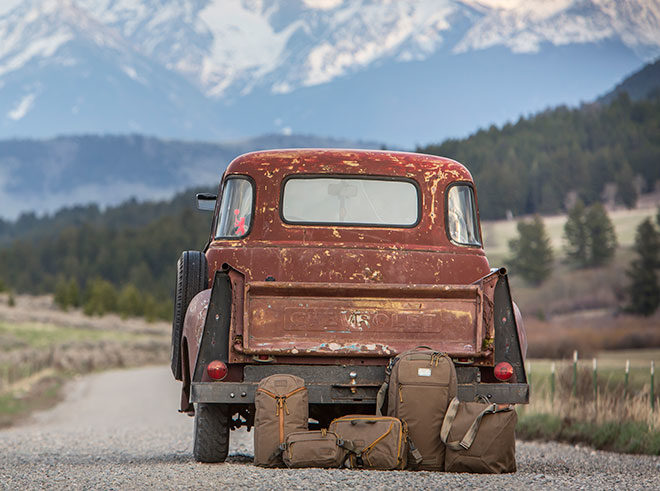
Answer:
[{"left": 171, "top": 149, "right": 528, "bottom": 462}]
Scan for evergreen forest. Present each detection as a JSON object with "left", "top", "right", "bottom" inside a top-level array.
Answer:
[{"left": 418, "top": 91, "right": 660, "bottom": 219}]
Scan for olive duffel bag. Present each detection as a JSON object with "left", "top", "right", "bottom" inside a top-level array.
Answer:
[
  {"left": 281, "top": 429, "right": 350, "bottom": 468},
  {"left": 440, "top": 397, "right": 517, "bottom": 474},
  {"left": 328, "top": 415, "right": 417, "bottom": 470}
]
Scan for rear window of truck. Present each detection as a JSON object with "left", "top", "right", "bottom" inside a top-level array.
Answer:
[{"left": 281, "top": 176, "right": 420, "bottom": 227}]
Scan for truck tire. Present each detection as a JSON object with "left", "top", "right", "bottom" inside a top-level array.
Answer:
[
  {"left": 193, "top": 403, "right": 230, "bottom": 463},
  {"left": 171, "top": 251, "right": 208, "bottom": 380}
]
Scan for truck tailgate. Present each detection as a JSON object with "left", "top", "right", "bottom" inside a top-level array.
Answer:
[{"left": 239, "top": 282, "right": 486, "bottom": 357}]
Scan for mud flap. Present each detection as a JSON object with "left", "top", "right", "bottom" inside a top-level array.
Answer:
[
  {"left": 493, "top": 273, "right": 528, "bottom": 391},
  {"left": 193, "top": 270, "right": 233, "bottom": 383}
]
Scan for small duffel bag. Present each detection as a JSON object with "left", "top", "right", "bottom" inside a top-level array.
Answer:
[
  {"left": 440, "top": 397, "right": 517, "bottom": 474},
  {"left": 328, "top": 415, "right": 414, "bottom": 470},
  {"left": 281, "top": 429, "right": 350, "bottom": 469}
]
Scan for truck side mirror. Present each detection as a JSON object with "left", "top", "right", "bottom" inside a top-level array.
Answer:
[{"left": 196, "top": 193, "right": 217, "bottom": 211}]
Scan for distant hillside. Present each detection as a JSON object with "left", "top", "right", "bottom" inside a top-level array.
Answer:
[
  {"left": 0, "top": 133, "right": 381, "bottom": 220},
  {"left": 419, "top": 91, "right": 660, "bottom": 220},
  {"left": 599, "top": 58, "right": 660, "bottom": 103}
]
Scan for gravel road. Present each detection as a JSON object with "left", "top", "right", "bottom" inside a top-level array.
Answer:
[{"left": 1, "top": 366, "right": 658, "bottom": 490}]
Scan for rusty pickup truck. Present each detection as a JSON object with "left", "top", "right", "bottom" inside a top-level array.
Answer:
[{"left": 170, "top": 149, "right": 528, "bottom": 462}]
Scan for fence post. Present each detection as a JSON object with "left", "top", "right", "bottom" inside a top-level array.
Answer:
[
  {"left": 572, "top": 350, "right": 578, "bottom": 398},
  {"left": 652, "top": 361, "right": 655, "bottom": 412},
  {"left": 624, "top": 359, "right": 630, "bottom": 399},
  {"left": 593, "top": 358, "right": 598, "bottom": 413},
  {"left": 550, "top": 362, "right": 556, "bottom": 402}
]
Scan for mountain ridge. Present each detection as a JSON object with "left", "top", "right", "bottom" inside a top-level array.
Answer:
[{"left": 1, "top": 0, "right": 659, "bottom": 145}]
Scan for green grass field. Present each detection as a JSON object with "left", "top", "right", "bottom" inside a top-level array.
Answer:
[
  {"left": 0, "top": 321, "right": 149, "bottom": 351},
  {"left": 482, "top": 205, "right": 657, "bottom": 266}
]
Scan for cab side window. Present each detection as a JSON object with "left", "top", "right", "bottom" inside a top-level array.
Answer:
[
  {"left": 215, "top": 178, "right": 253, "bottom": 238},
  {"left": 446, "top": 184, "right": 481, "bottom": 246}
]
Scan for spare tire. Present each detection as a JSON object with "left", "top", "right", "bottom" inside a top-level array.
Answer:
[{"left": 171, "top": 251, "right": 208, "bottom": 380}]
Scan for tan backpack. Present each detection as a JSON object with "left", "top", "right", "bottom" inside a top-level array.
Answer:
[
  {"left": 440, "top": 397, "right": 517, "bottom": 473},
  {"left": 253, "top": 374, "right": 308, "bottom": 467},
  {"left": 377, "top": 347, "right": 457, "bottom": 471}
]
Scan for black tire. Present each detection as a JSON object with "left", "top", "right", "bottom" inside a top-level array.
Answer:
[
  {"left": 193, "top": 403, "right": 230, "bottom": 463},
  {"left": 171, "top": 251, "right": 208, "bottom": 380}
]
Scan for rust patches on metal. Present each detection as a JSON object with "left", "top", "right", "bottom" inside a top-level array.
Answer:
[{"left": 235, "top": 280, "right": 489, "bottom": 360}]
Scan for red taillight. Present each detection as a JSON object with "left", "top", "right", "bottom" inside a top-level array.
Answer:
[
  {"left": 207, "top": 360, "right": 228, "bottom": 380},
  {"left": 494, "top": 362, "right": 514, "bottom": 381}
]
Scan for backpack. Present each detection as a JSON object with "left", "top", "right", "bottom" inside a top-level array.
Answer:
[
  {"left": 281, "top": 429, "right": 350, "bottom": 468},
  {"left": 440, "top": 397, "right": 517, "bottom": 473},
  {"left": 328, "top": 415, "right": 412, "bottom": 470},
  {"left": 253, "top": 374, "right": 308, "bottom": 467},
  {"left": 376, "top": 347, "right": 457, "bottom": 471}
]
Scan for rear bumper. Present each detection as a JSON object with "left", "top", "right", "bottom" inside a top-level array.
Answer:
[{"left": 190, "top": 364, "right": 529, "bottom": 405}]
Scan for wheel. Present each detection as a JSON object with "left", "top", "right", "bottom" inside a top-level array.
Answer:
[
  {"left": 193, "top": 403, "right": 230, "bottom": 463},
  {"left": 171, "top": 250, "right": 208, "bottom": 380}
]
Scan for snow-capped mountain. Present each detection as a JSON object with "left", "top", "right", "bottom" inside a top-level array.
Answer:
[{"left": 0, "top": 0, "right": 659, "bottom": 145}]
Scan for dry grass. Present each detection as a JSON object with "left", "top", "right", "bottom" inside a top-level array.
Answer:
[
  {"left": 519, "top": 351, "right": 660, "bottom": 454},
  {"left": 524, "top": 362, "right": 659, "bottom": 430},
  {"left": 525, "top": 312, "right": 660, "bottom": 358}
]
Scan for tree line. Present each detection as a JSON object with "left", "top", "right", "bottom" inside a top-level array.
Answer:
[{"left": 0, "top": 198, "right": 213, "bottom": 321}]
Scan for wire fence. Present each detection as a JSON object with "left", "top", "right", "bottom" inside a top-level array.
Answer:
[{"left": 525, "top": 350, "right": 659, "bottom": 428}]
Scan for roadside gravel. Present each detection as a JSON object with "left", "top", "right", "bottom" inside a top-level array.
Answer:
[{"left": 0, "top": 366, "right": 658, "bottom": 490}]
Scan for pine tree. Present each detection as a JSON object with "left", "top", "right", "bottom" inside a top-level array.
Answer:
[
  {"left": 625, "top": 218, "right": 660, "bottom": 316},
  {"left": 565, "top": 201, "right": 617, "bottom": 268},
  {"left": 507, "top": 215, "right": 554, "bottom": 286},
  {"left": 564, "top": 200, "right": 588, "bottom": 266},
  {"left": 66, "top": 278, "right": 80, "bottom": 308},
  {"left": 54, "top": 277, "right": 70, "bottom": 310},
  {"left": 585, "top": 202, "right": 617, "bottom": 267},
  {"left": 615, "top": 162, "right": 638, "bottom": 209},
  {"left": 83, "top": 278, "right": 118, "bottom": 316},
  {"left": 117, "top": 284, "right": 143, "bottom": 319}
]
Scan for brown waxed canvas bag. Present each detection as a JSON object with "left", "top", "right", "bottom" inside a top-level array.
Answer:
[
  {"left": 377, "top": 348, "right": 457, "bottom": 471},
  {"left": 282, "top": 430, "right": 349, "bottom": 468},
  {"left": 440, "top": 397, "right": 517, "bottom": 474},
  {"left": 253, "top": 374, "right": 308, "bottom": 467},
  {"left": 328, "top": 415, "right": 409, "bottom": 470}
]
